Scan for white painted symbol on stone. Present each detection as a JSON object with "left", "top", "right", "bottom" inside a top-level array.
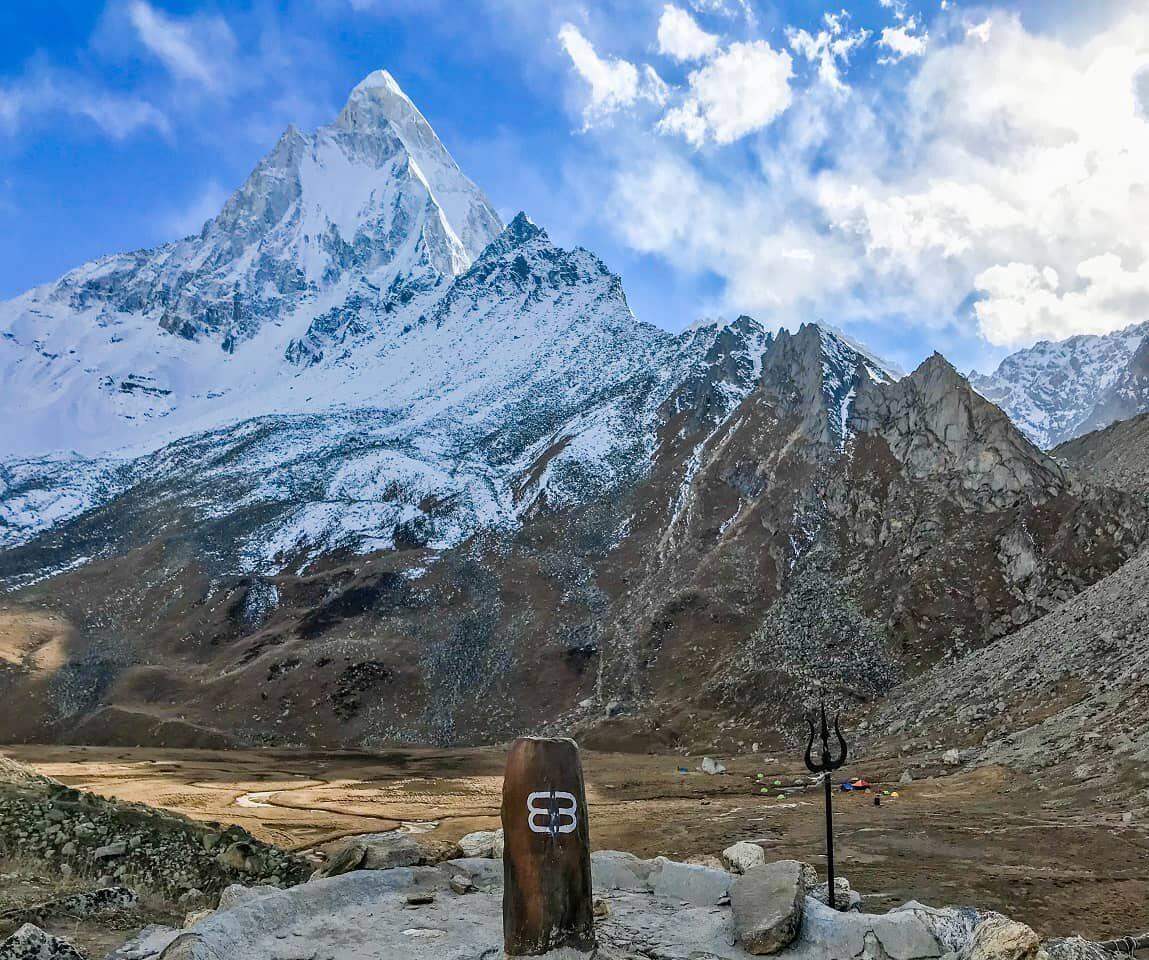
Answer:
[{"left": 526, "top": 790, "right": 578, "bottom": 834}]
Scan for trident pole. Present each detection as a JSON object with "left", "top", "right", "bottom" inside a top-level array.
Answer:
[
  {"left": 804, "top": 700, "right": 848, "bottom": 910},
  {"left": 823, "top": 762, "right": 835, "bottom": 905}
]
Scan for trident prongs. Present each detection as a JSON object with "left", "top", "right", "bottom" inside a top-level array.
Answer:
[{"left": 804, "top": 700, "right": 847, "bottom": 775}]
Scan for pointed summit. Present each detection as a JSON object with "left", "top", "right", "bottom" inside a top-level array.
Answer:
[
  {"left": 852, "top": 351, "right": 1066, "bottom": 509},
  {"left": 756, "top": 322, "right": 896, "bottom": 452},
  {"left": 475, "top": 212, "right": 546, "bottom": 262},
  {"left": 337, "top": 69, "right": 426, "bottom": 129},
  {"left": 333, "top": 69, "right": 502, "bottom": 262},
  {"left": 504, "top": 211, "right": 545, "bottom": 244}
]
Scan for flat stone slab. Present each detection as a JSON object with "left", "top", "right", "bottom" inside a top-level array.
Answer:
[
  {"left": 596, "top": 892, "right": 744, "bottom": 959},
  {"left": 787, "top": 898, "right": 945, "bottom": 960},
  {"left": 649, "top": 857, "right": 733, "bottom": 906},
  {"left": 140, "top": 869, "right": 501, "bottom": 960},
  {"left": 107, "top": 859, "right": 983, "bottom": 960},
  {"left": 591, "top": 851, "right": 656, "bottom": 894}
]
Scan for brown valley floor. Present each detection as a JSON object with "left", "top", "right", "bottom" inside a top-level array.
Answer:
[{"left": 3, "top": 743, "right": 1146, "bottom": 943}]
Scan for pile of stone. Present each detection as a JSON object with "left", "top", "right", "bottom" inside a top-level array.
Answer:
[
  {"left": 0, "top": 888, "right": 145, "bottom": 960},
  {"left": 0, "top": 781, "right": 309, "bottom": 901},
  {"left": 0, "top": 812, "right": 1124, "bottom": 960},
  {"left": 0, "top": 923, "right": 88, "bottom": 959},
  {"left": 309, "top": 827, "right": 502, "bottom": 881},
  {"left": 0, "top": 887, "right": 138, "bottom": 935},
  {"left": 96, "top": 838, "right": 1098, "bottom": 960}
]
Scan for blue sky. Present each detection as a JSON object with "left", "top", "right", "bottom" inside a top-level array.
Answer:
[{"left": 1, "top": 0, "right": 1145, "bottom": 375}]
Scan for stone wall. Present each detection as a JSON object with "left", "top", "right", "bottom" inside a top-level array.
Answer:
[{"left": 0, "top": 780, "right": 309, "bottom": 902}]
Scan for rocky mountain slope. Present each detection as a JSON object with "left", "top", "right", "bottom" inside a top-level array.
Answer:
[
  {"left": 870, "top": 543, "right": 1149, "bottom": 805},
  {"left": 970, "top": 322, "right": 1149, "bottom": 448},
  {"left": 1, "top": 71, "right": 1147, "bottom": 753},
  {"left": 1054, "top": 411, "right": 1149, "bottom": 499},
  {"left": 2, "top": 320, "right": 1142, "bottom": 751}
]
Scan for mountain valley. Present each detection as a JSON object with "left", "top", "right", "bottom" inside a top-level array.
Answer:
[{"left": 1, "top": 70, "right": 1148, "bottom": 772}]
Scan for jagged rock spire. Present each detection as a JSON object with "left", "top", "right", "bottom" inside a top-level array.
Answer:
[{"left": 852, "top": 352, "right": 1066, "bottom": 509}]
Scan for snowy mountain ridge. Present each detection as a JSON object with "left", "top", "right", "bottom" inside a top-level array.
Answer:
[
  {"left": 5, "top": 66, "right": 1136, "bottom": 590},
  {"left": 970, "top": 321, "right": 1149, "bottom": 448}
]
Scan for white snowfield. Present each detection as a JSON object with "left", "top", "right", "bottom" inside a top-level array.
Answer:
[{"left": 0, "top": 69, "right": 502, "bottom": 461}]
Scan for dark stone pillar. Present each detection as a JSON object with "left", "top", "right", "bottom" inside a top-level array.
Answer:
[{"left": 502, "top": 736, "right": 596, "bottom": 956}]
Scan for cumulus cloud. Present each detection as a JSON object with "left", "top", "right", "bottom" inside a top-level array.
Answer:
[
  {"left": 608, "top": 149, "right": 862, "bottom": 318},
  {"left": 559, "top": 23, "right": 666, "bottom": 124},
  {"left": 128, "top": 1, "right": 237, "bottom": 93},
  {"left": 657, "top": 5, "right": 719, "bottom": 62},
  {"left": 786, "top": 11, "right": 869, "bottom": 91},
  {"left": 974, "top": 257, "right": 1149, "bottom": 346},
  {"left": 658, "top": 41, "right": 794, "bottom": 146},
  {"left": 574, "top": 4, "right": 1149, "bottom": 349},
  {"left": 820, "top": 10, "right": 1149, "bottom": 344},
  {"left": 877, "top": 18, "right": 927, "bottom": 62}
]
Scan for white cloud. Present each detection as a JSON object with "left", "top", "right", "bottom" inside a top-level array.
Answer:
[
  {"left": 689, "top": 0, "right": 756, "bottom": 28},
  {"left": 559, "top": 23, "right": 660, "bottom": 124},
  {"left": 974, "top": 256, "right": 1149, "bottom": 345},
  {"left": 878, "top": 0, "right": 909, "bottom": 22},
  {"left": 0, "top": 71, "right": 169, "bottom": 140},
  {"left": 966, "top": 18, "right": 993, "bottom": 44},
  {"left": 819, "top": 10, "right": 1149, "bottom": 344},
  {"left": 585, "top": 5, "right": 1149, "bottom": 349},
  {"left": 128, "top": 1, "right": 237, "bottom": 93},
  {"left": 658, "top": 41, "right": 794, "bottom": 146},
  {"left": 657, "top": 5, "right": 719, "bottom": 62},
  {"left": 608, "top": 149, "right": 861, "bottom": 317},
  {"left": 878, "top": 19, "right": 927, "bottom": 62},
  {"left": 787, "top": 12, "right": 869, "bottom": 91},
  {"left": 161, "top": 179, "right": 229, "bottom": 239}
]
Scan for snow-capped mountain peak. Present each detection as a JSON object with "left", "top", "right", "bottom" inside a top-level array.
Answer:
[
  {"left": 0, "top": 69, "right": 504, "bottom": 459},
  {"left": 970, "top": 321, "right": 1149, "bottom": 448},
  {"left": 334, "top": 69, "right": 502, "bottom": 260}
]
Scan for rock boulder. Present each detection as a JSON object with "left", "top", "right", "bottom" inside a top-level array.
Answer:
[
  {"left": 0, "top": 923, "right": 86, "bottom": 960},
  {"left": 457, "top": 829, "right": 503, "bottom": 859},
  {"left": 721, "top": 841, "right": 767, "bottom": 875},
  {"left": 730, "top": 859, "right": 807, "bottom": 955},
  {"left": 964, "top": 916, "right": 1040, "bottom": 960}
]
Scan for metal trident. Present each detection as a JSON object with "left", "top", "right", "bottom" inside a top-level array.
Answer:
[{"left": 804, "top": 700, "right": 848, "bottom": 910}]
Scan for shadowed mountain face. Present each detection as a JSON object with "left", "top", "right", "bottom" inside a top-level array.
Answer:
[{"left": 1, "top": 74, "right": 1147, "bottom": 752}]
